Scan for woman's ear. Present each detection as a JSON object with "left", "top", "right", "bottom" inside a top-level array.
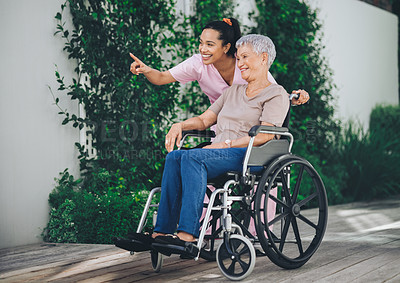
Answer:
[
  {"left": 262, "top": 52, "right": 269, "bottom": 66},
  {"left": 224, "top": 43, "right": 231, "bottom": 54}
]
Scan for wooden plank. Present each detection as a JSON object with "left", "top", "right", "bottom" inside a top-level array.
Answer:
[
  {"left": 0, "top": 248, "right": 129, "bottom": 282},
  {"left": 0, "top": 243, "right": 115, "bottom": 274},
  {"left": 352, "top": 257, "right": 400, "bottom": 283},
  {"left": 271, "top": 240, "right": 400, "bottom": 283},
  {"left": 385, "top": 273, "right": 400, "bottom": 283},
  {"left": 49, "top": 254, "right": 195, "bottom": 283},
  {"left": 317, "top": 246, "right": 400, "bottom": 282}
]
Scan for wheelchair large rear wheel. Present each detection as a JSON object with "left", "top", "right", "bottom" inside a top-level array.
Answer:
[{"left": 254, "top": 156, "right": 328, "bottom": 269}]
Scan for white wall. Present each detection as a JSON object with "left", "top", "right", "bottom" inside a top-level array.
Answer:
[
  {"left": 0, "top": 0, "right": 79, "bottom": 248},
  {"left": 305, "top": 0, "right": 398, "bottom": 126}
]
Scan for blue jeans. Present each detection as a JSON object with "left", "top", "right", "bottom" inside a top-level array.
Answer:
[{"left": 154, "top": 148, "right": 247, "bottom": 238}]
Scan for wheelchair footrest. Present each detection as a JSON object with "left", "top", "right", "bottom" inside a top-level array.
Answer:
[
  {"left": 151, "top": 242, "right": 198, "bottom": 258},
  {"left": 113, "top": 237, "right": 152, "bottom": 252}
]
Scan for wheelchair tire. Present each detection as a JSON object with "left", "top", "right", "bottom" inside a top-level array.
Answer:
[
  {"left": 254, "top": 155, "right": 328, "bottom": 269},
  {"left": 150, "top": 250, "right": 163, "bottom": 272},
  {"left": 216, "top": 234, "right": 256, "bottom": 281}
]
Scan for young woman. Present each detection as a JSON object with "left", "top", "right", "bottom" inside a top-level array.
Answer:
[{"left": 129, "top": 18, "right": 310, "bottom": 105}]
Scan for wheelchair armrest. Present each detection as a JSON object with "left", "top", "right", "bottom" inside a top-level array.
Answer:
[
  {"left": 179, "top": 130, "right": 216, "bottom": 150},
  {"left": 248, "top": 125, "right": 289, "bottom": 137},
  {"left": 182, "top": 130, "right": 216, "bottom": 138},
  {"left": 242, "top": 125, "right": 293, "bottom": 179}
]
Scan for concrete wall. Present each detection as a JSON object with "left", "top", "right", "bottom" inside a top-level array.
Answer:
[
  {"left": 305, "top": 0, "right": 398, "bottom": 126},
  {"left": 0, "top": 0, "right": 79, "bottom": 248}
]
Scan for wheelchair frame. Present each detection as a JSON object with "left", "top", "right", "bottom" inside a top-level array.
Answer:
[{"left": 133, "top": 124, "right": 328, "bottom": 280}]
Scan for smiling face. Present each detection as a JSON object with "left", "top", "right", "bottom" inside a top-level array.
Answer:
[
  {"left": 199, "top": 28, "right": 230, "bottom": 65},
  {"left": 236, "top": 44, "right": 268, "bottom": 82}
]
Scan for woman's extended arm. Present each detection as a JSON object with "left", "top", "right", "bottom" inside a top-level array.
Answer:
[
  {"left": 165, "top": 110, "right": 218, "bottom": 152},
  {"left": 130, "top": 53, "right": 176, "bottom": 85}
]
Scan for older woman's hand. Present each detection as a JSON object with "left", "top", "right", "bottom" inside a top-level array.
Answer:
[
  {"left": 291, "top": 89, "right": 310, "bottom": 105},
  {"left": 165, "top": 123, "right": 183, "bottom": 152}
]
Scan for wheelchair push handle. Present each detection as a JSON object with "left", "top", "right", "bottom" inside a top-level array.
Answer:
[{"left": 289, "top": 92, "right": 300, "bottom": 101}]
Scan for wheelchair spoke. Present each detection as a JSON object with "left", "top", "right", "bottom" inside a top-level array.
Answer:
[
  {"left": 291, "top": 217, "right": 304, "bottom": 256},
  {"left": 269, "top": 193, "right": 290, "bottom": 210},
  {"left": 268, "top": 230, "right": 280, "bottom": 242},
  {"left": 279, "top": 171, "right": 293, "bottom": 206},
  {"left": 228, "top": 261, "right": 236, "bottom": 274},
  {"left": 267, "top": 210, "right": 289, "bottom": 227},
  {"left": 297, "top": 192, "right": 317, "bottom": 207},
  {"left": 298, "top": 213, "right": 318, "bottom": 230},
  {"left": 238, "top": 245, "right": 249, "bottom": 256},
  {"left": 291, "top": 164, "right": 304, "bottom": 203},
  {"left": 237, "top": 257, "right": 249, "bottom": 271},
  {"left": 279, "top": 215, "right": 292, "bottom": 252}
]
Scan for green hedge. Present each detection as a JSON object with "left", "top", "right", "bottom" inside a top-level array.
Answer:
[
  {"left": 370, "top": 104, "right": 400, "bottom": 143},
  {"left": 333, "top": 104, "right": 400, "bottom": 202}
]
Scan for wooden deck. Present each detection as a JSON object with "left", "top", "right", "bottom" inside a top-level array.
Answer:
[{"left": 1, "top": 196, "right": 400, "bottom": 282}]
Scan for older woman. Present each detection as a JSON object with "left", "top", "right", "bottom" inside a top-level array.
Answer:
[{"left": 128, "top": 34, "right": 289, "bottom": 251}]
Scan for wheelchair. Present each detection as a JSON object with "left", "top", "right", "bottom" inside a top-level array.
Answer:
[{"left": 115, "top": 103, "right": 328, "bottom": 281}]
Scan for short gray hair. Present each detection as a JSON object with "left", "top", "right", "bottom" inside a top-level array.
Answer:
[{"left": 236, "top": 34, "right": 276, "bottom": 69}]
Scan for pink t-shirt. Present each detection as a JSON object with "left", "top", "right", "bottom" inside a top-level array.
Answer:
[{"left": 169, "top": 54, "right": 277, "bottom": 104}]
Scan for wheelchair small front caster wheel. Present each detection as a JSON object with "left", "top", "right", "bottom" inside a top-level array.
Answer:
[
  {"left": 216, "top": 234, "right": 256, "bottom": 281},
  {"left": 150, "top": 250, "right": 163, "bottom": 273}
]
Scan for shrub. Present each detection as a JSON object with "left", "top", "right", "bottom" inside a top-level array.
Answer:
[
  {"left": 335, "top": 118, "right": 400, "bottom": 201},
  {"left": 44, "top": 199, "right": 78, "bottom": 243},
  {"left": 370, "top": 104, "right": 400, "bottom": 145},
  {"left": 43, "top": 168, "right": 155, "bottom": 243},
  {"left": 330, "top": 105, "right": 400, "bottom": 202}
]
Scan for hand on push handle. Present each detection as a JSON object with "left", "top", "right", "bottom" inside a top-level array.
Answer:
[{"left": 291, "top": 89, "right": 310, "bottom": 105}]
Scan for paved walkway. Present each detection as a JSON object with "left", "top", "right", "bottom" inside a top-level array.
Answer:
[{"left": 1, "top": 196, "right": 399, "bottom": 282}]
